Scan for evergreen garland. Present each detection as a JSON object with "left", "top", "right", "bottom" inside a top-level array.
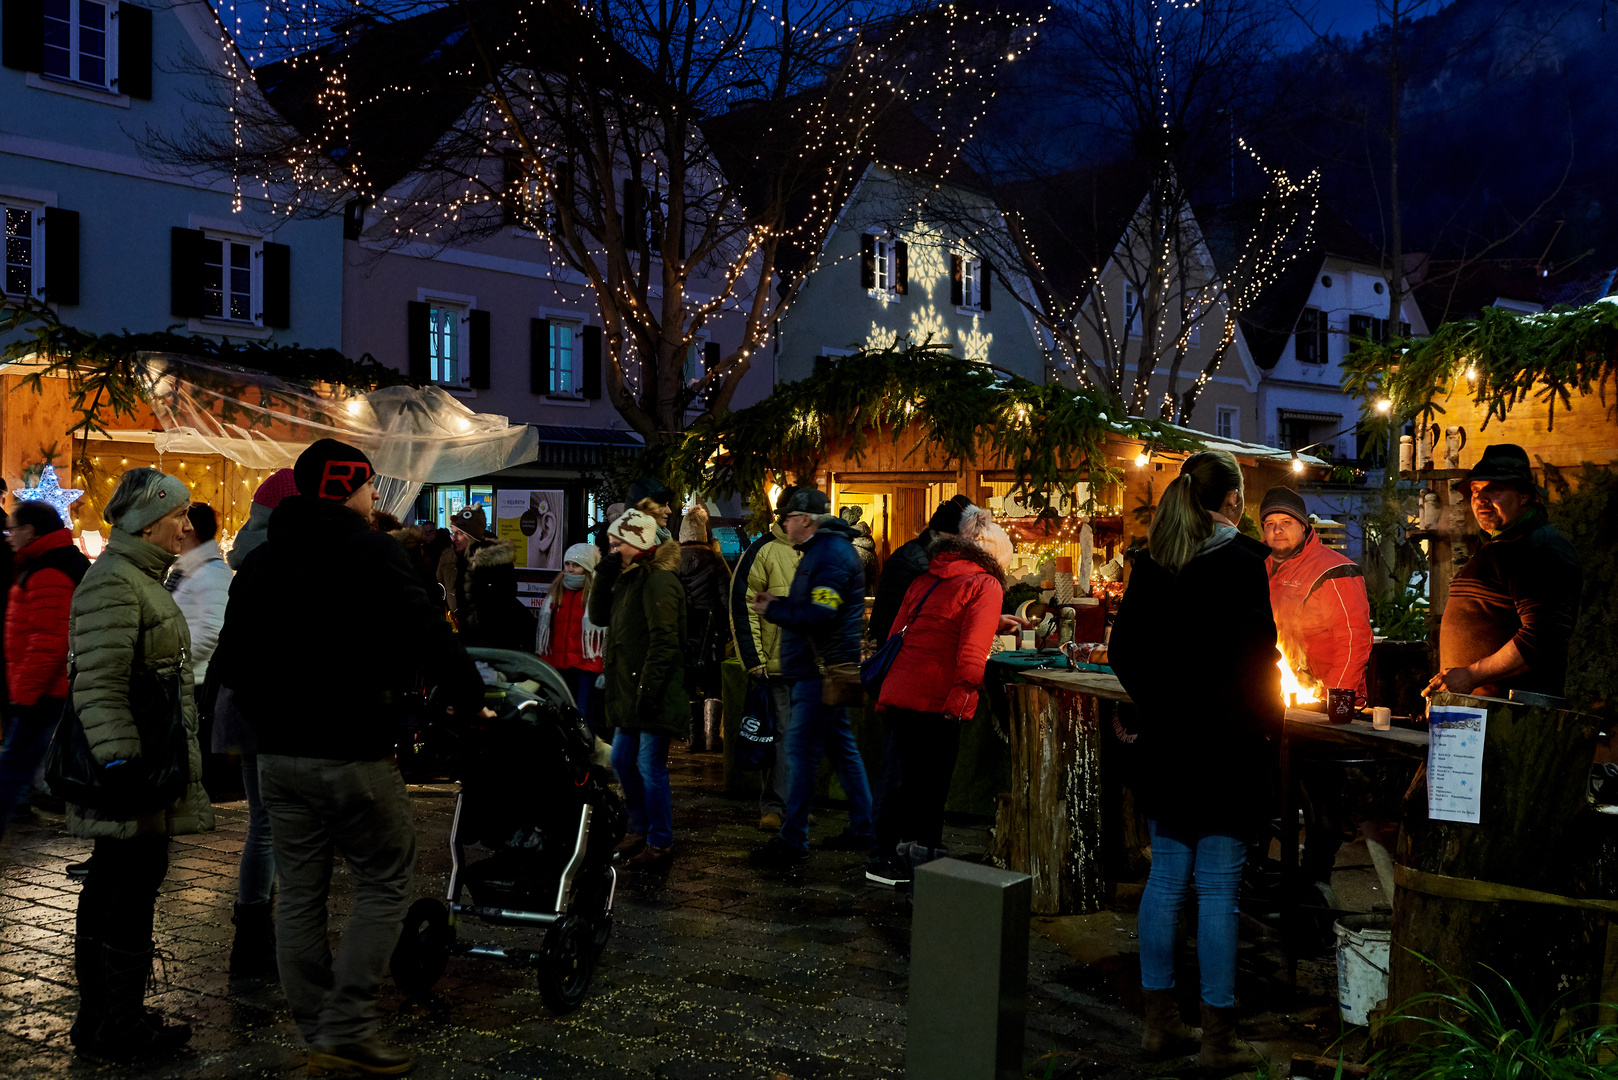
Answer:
[
  {"left": 1340, "top": 297, "right": 1618, "bottom": 432},
  {"left": 659, "top": 343, "right": 1197, "bottom": 523}
]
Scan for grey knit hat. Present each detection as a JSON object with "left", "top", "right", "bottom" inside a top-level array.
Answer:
[
  {"left": 105, "top": 468, "right": 190, "bottom": 535},
  {"left": 1258, "top": 486, "right": 1309, "bottom": 527}
]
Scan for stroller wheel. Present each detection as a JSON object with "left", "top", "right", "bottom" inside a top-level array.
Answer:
[
  {"left": 391, "top": 898, "right": 452, "bottom": 998},
  {"left": 591, "top": 911, "right": 613, "bottom": 958},
  {"left": 537, "top": 914, "right": 595, "bottom": 1014}
]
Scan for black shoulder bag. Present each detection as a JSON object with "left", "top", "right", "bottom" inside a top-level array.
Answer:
[{"left": 44, "top": 661, "right": 191, "bottom": 817}]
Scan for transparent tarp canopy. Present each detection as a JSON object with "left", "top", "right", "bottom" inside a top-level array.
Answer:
[{"left": 139, "top": 353, "right": 537, "bottom": 518}]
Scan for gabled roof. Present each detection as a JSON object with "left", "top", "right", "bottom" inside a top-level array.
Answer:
[
  {"left": 994, "top": 160, "right": 1149, "bottom": 309},
  {"left": 254, "top": 0, "right": 655, "bottom": 198},
  {"left": 703, "top": 90, "right": 988, "bottom": 284},
  {"left": 1202, "top": 203, "right": 1386, "bottom": 371}
]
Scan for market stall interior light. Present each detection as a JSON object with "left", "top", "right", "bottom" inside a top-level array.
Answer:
[
  {"left": 1134, "top": 450, "right": 1149, "bottom": 468},
  {"left": 1291, "top": 454, "right": 1304, "bottom": 474}
]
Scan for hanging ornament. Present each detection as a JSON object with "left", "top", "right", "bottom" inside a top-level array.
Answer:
[{"left": 15, "top": 465, "right": 86, "bottom": 523}]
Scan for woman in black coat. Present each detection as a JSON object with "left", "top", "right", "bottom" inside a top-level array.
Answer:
[{"left": 1108, "top": 450, "right": 1281, "bottom": 1069}]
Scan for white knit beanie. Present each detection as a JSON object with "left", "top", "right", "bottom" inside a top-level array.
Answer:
[
  {"left": 563, "top": 542, "right": 600, "bottom": 572},
  {"left": 608, "top": 508, "right": 659, "bottom": 550}
]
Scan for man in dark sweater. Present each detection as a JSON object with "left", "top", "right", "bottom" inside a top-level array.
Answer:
[
  {"left": 1429, "top": 444, "right": 1581, "bottom": 698},
  {"left": 216, "top": 439, "right": 484, "bottom": 1076}
]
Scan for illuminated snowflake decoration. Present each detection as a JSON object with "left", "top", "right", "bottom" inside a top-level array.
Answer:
[{"left": 14, "top": 465, "right": 85, "bottom": 523}]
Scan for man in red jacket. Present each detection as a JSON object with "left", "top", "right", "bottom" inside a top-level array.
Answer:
[
  {"left": 1261, "top": 487, "right": 1372, "bottom": 698},
  {"left": 0, "top": 502, "right": 90, "bottom": 840}
]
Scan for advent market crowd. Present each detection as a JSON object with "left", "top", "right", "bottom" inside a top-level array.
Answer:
[{"left": 0, "top": 437, "right": 1590, "bottom": 1074}]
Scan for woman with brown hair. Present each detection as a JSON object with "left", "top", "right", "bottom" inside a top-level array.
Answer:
[{"left": 1108, "top": 450, "right": 1280, "bottom": 1069}]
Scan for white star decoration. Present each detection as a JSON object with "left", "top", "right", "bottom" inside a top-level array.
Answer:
[{"left": 15, "top": 465, "right": 85, "bottom": 524}]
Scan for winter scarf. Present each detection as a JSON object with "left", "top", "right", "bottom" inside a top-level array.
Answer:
[{"left": 535, "top": 573, "right": 606, "bottom": 662}]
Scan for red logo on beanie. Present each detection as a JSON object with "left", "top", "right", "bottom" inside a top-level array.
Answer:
[{"left": 318, "top": 459, "right": 373, "bottom": 500}]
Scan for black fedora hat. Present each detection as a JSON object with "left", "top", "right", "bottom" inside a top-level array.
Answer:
[{"left": 1463, "top": 443, "right": 1546, "bottom": 498}]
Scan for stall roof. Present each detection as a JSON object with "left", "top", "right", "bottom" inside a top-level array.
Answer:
[{"left": 1146, "top": 424, "right": 1328, "bottom": 470}]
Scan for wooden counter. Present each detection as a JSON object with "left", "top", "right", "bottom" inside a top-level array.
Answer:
[{"left": 999, "top": 668, "right": 1429, "bottom": 915}]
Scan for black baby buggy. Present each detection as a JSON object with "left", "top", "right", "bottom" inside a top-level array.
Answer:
[{"left": 390, "top": 648, "right": 626, "bottom": 1013}]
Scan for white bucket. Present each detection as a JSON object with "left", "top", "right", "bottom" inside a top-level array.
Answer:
[{"left": 1334, "top": 914, "right": 1392, "bottom": 1026}]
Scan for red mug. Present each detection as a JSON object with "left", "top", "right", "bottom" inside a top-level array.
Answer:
[{"left": 1328, "top": 688, "right": 1366, "bottom": 723}]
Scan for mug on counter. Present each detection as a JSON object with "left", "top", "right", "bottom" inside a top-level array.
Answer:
[
  {"left": 1328, "top": 687, "right": 1366, "bottom": 724},
  {"left": 1371, "top": 706, "right": 1393, "bottom": 731}
]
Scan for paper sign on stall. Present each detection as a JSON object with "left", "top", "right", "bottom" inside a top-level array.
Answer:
[{"left": 1427, "top": 705, "right": 1489, "bottom": 824}]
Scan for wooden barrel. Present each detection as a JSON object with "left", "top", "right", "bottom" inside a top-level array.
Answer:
[{"left": 1390, "top": 692, "right": 1609, "bottom": 1024}]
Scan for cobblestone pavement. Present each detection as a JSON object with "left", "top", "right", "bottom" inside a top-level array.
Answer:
[{"left": 0, "top": 747, "right": 1343, "bottom": 1079}]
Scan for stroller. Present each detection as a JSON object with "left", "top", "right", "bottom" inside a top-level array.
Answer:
[{"left": 390, "top": 648, "right": 626, "bottom": 1013}]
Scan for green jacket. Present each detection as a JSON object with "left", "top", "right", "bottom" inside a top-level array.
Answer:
[
  {"left": 67, "top": 528, "right": 215, "bottom": 840},
  {"left": 589, "top": 538, "right": 687, "bottom": 737}
]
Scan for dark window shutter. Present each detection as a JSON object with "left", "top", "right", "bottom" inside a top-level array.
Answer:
[
  {"left": 407, "top": 301, "right": 430, "bottom": 382},
  {"left": 950, "top": 254, "right": 963, "bottom": 306},
  {"left": 3, "top": 0, "right": 44, "bottom": 73},
  {"left": 860, "top": 234, "right": 875, "bottom": 289},
  {"left": 1348, "top": 313, "right": 1371, "bottom": 352},
  {"left": 468, "top": 308, "right": 490, "bottom": 389},
  {"left": 43, "top": 208, "right": 79, "bottom": 305},
  {"left": 343, "top": 199, "right": 365, "bottom": 240},
  {"left": 894, "top": 240, "right": 908, "bottom": 295},
  {"left": 261, "top": 241, "right": 290, "bottom": 327},
  {"left": 169, "top": 226, "right": 205, "bottom": 317},
  {"left": 623, "top": 179, "right": 643, "bottom": 248},
  {"left": 115, "top": 3, "right": 151, "bottom": 98},
  {"left": 581, "top": 324, "right": 602, "bottom": 399},
  {"left": 530, "top": 317, "right": 550, "bottom": 394},
  {"left": 980, "top": 260, "right": 992, "bottom": 312},
  {"left": 501, "top": 150, "right": 521, "bottom": 226}
]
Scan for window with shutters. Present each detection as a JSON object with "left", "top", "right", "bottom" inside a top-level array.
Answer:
[
  {"left": 871, "top": 234, "right": 898, "bottom": 297},
  {"left": 1216, "top": 407, "right": 1238, "bottom": 441},
  {"left": 427, "top": 302, "right": 468, "bottom": 386},
  {"left": 3, "top": 204, "right": 40, "bottom": 300},
  {"left": 43, "top": 0, "right": 113, "bottom": 88},
  {"left": 548, "top": 318, "right": 580, "bottom": 396},
  {"left": 1295, "top": 308, "right": 1329, "bottom": 364},
  {"left": 960, "top": 255, "right": 983, "bottom": 312},
  {"left": 201, "top": 236, "right": 255, "bottom": 322}
]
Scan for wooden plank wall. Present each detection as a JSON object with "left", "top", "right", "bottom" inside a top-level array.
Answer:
[{"left": 1435, "top": 373, "right": 1618, "bottom": 480}]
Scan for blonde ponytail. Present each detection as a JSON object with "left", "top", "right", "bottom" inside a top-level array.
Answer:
[{"left": 1147, "top": 450, "right": 1243, "bottom": 574}]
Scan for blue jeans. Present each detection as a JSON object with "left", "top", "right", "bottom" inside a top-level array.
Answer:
[
  {"left": 560, "top": 667, "right": 609, "bottom": 742},
  {"left": 611, "top": 730, "right": 672, "bottom": 848},
  {"left": 1138, "top": 820, "right": 1247, "bottom": 1008},
  {"left": 0, "top": 699, "right": 61, "bottom": 841},
  {"left": 781, "top": 679, "right": 874, "bottom": 852},
  {"left": 238, "top": 755, "right": 277, "bottom": 905}
]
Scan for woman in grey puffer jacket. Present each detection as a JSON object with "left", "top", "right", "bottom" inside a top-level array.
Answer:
[{"left": 69, "top": 469, "right": 214, "bottom": 1062}]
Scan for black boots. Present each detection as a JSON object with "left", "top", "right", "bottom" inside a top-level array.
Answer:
[
  {"left": 74, "top": 942, "right": 192, "bottom": 1061},
  {"left": 70, "top": 935, "right": 104, "bottom": 1051},
  {"left": 230, "top": 902, "right": 278, "bottom": 976},
  {"left": 1139, "top": 988, "right": 1199, "bottom": 1059}
]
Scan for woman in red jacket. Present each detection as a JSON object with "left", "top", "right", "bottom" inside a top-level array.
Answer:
[
  {"left": 870, "top": 510, "right": 1012, "bottom": 879},
  {"left": 536, "top": 543, "right": 607, "bottom": 737}
]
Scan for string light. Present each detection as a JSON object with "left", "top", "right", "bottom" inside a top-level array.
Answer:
[{"left": 196, "top": 0, "right": 1043, "bottom": 420}]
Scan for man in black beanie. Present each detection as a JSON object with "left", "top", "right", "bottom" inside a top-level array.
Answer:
[
  {"left": 214, "top": 439, "right": 484, "bottom": 1075},
  {"left": 866, "top": 494, "right": 973, "bottom": 646}
]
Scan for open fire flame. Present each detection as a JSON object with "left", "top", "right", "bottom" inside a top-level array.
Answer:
[{"left": 1278, "top": 654, "right": 1321, "bottom": 707}]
